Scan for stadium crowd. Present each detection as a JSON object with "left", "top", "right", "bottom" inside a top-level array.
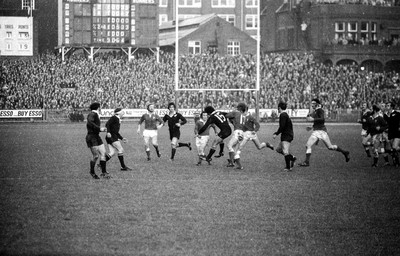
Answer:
[
  {"left": 314, "top": 0, "right": 400, "bottom": 6},
  {"left": 1, "top": 51, "right": 399, "bottom": 113}
]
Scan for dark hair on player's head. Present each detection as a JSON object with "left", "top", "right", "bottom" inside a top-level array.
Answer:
[
  {"left": 372, "top": 104, "right": 380, "bottom": 113},
  {"left": 389, "top": 102, "right": 396, "bottom": 109},
  {"left": 311, "top": 98, "right": 321, "bottom": 105},
  {"left": 147, "top": 103, "right": 153, "bottom": 111},
  {"left": 204, "top": 106, "right": 215, "bottom": 114},
  {"left": 114, "top": 107, "right": 123, "bottom": 113},
  {"left": 90, "top": 102, "right": 101, "bottom": 110},
  {"left": 278, "top": 101, "right": 287, "bottom": 110},
  {"left": 237, "top": 102, "right": 247, "bottom": 112},
  {"left": 168, "top": 102, "right": 176, "bottom": 110}
]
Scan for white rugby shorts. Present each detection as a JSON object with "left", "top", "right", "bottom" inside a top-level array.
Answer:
[{"left": 143, "top": 129, "right": 158, "bottom": 138}]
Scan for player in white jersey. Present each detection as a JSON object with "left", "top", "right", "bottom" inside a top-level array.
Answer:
[{"left": 194, "top": 112, "right": 215, "bottom": 165}]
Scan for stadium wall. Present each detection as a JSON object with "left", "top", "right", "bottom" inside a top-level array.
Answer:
[{"left": 0, "top": 108, "right": 360, "bottom": 123}]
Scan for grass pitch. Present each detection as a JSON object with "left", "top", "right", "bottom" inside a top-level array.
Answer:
[{"left": 0, "top": 122, "right": 399, "bottom": 255}]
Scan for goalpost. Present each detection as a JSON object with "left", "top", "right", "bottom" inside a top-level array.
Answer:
[{"left": 173, "top": 1, "right": 261, "bottom": 121}]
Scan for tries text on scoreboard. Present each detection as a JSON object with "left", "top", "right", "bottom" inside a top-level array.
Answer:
[{"left": 62, "top": 0, "right": 158, "bottom": 47}]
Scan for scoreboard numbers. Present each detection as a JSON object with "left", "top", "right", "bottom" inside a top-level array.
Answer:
[{"left": 62, "top": 0, "right": 158, "bottom": 47}]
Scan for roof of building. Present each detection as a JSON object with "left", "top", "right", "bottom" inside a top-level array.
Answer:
[
  {"left": 159, "top": 28, "right": 198, "bottom": 46},
  {"left": 159, "top": 13, "right": 217, "bottom": 30},
  {"left": 159, "top": 13, "right": 219, "bottom": 46}
]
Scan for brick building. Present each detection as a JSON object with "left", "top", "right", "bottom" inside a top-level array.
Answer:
[
  {"left": 158, "top": 0, "right": 259, "bottom": 39},
  {"left": 261, "top": 0, "right": 400, "bottom": 72},
  {"left": 159, "top": 13, "right": 256, "bottom": 56}
]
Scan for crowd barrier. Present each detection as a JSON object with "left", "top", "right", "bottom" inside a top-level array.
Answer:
[{"left": 0, "top": 108, "right": 360, "bottom": 123}]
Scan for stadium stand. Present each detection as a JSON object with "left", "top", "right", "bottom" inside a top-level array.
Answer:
[{"left": 1, "top": 51, "right": 399, "bottom": 117}]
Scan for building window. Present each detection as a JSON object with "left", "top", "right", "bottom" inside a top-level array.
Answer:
[
  {"left": 178, "top": 0, "right": 201, "bottom": 7},
  {"left": 7, "top": 44, "right": 12, "bottom": 50},
  {"left": 245, "top": 0, "right": 258, "bottom": 7},
  {"left": 188, "top": 41, "right": 201, "bottom": 55},
  {"left": 6, "top": 32, "right": 12, "bottom": 38},
  {"left": 227, "top": 41, "right": 240, "bottom": 56},
  {"left": 159, "top": 0, "right": 167, "bottom": 7},
  {"left": 22, "top": 0, "right": 35, "bottom": 10},
  {"left": 245, "top": 15, "right": 258, "bottom": 30},
  {"left": 334, "top": 22, "right": 345, "bottom": 41},
  {"left": 212, "top": 0, "right": 235, "bottom": 8},
  {"left": 347, "top": 21, "right": 358, "bottom": 43},
  {"left": 217, "top": 14, "right": 235, "bottom": 26},
  {"left": 371, "top": 22, "right": 377, "bottom": 41},
  {"left": 159, "top": 14, "right": 168, "bottom": 25},
  {"left": 360, "top": 21, "right": 369, "bottom": 40}
]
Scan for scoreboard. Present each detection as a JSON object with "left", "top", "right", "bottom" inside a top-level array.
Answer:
[{"left": 60, "top": 0, "right": 158, "bottom": 48}]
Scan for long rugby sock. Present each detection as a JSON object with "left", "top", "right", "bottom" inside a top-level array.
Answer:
[
  {"left": 207, "top": 149, "right": 216, "bottom": 160},
  {"left": 178, "top": 142, "right": 189, "bottom": 148},
  {"left": 154, "top": 145, "right": 160, "bottom": 157},
  {"left": 384, "top": 155, "right": 389, "bottom": 164},
  {"left": 100, "top": 160, "right": 107, "bottom": 174},
  {"left": 364, "top": 146, "right": 371, "bottom": 157},
  {"left": 219, "top": 143, "right": 224, "bottom": 155},
  {"left": 284, "top": 155, "right": 291, "bottom": 169},
  {"left": 393, "top": 151, "right": 399, "bottom": 165},
  {"left": 235, "top": 158, "right": 242, "bottom": 168},
  {"left": 305, "top": 153, "right": 311, "bottom": 163},
  {"left": 118, "top": 155, "right": 126, "bottom": 168},
  {"left": 336, "top": 147, "right": 346, "bottom": 154},
  {"left": 171, "top": 148, "right": 176, "bottom": 160},
  {"left": 90, "top": 160, "right": 96, "bottom": 173},
  {"left": 229, "top": 152, "right": 235, "bottom": 163},
  {"left": 373, "top": 157, "right": 378, "bottom": 166}
]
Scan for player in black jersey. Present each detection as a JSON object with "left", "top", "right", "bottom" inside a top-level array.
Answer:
[
  {"left": 380, "top": 102, "right": 391, "bottom": 166},
  {"left": 85, "top": 102, "right": 109, "bottom": 179},
  {"left": 104, "top": 108, "right": 132, "bottom": 171},
  {"left": 357, "top": 102, "right": 373, "bottom": 157},
  {"left": 162, "top": 102, "right": 192, "bottom": 161},
  {"left": 273, "top": 101, "right": 296, "bottom": 171},
  {"left": 368, "top": 105, "right": 389, "bottom": 167},
  {"left": 385, "top": 102, "right": 400, "bottom": 166},
  {"left": 198, "top": 105, "right": 232, "bottom": 163}
]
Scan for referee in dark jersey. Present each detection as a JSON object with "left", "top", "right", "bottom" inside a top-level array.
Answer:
[{"left": 273, "top": 101, "right": 296, "bottom": 171}]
